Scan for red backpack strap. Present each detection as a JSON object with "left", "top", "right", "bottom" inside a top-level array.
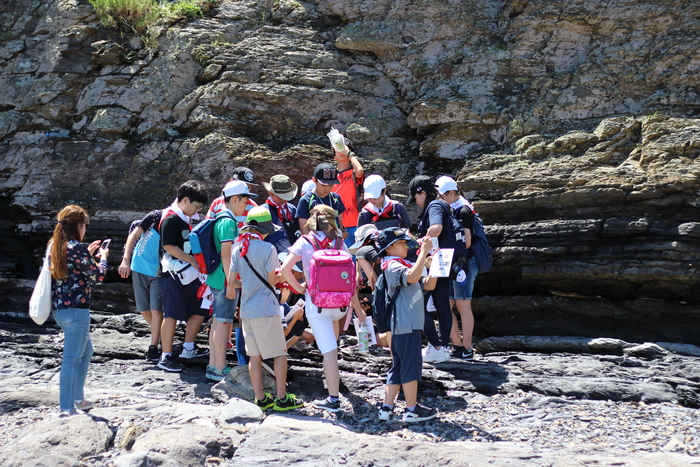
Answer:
[
  {"left": 333, "top": 236, "right": 344, "bottom": 250},
  {"left": 158, "top": 209, "right": 176, "bottom": 230}
]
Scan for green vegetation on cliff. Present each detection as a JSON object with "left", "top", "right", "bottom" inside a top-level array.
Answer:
[{"left": 89, "top": 0, "right": 204, "bottom": 36}]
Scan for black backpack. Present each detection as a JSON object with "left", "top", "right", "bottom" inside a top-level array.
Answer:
[
  {"left": 371, "top": 272, "right": 401, "bottom": 334},
  {"left": 470, "top": 213, "right": 493, "bottom": 274},
  {"left": 454, "top": 206, "right": 493, "bottom": 274}
]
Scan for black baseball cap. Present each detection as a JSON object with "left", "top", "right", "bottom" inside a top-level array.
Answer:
[
  {"left": 407, "top": 175, "right": 436, "bottom": 204},
  {"left": 231, "top": 167, "right": 258, "bottom": 186},
  {"left": 376, "top": 228, "right": 414, "bottom": 254},
  {"left": 313, "top": 163, "right": 340, "bottom": 186}
]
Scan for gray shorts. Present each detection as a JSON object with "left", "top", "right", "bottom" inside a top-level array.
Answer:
[{"left": 133, "top": 271, "right": 162, "bottom": 312}]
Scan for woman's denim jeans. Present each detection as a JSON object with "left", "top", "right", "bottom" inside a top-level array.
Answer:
[{"left": 52, "top": 307, "right": 93, "bottom": 411}]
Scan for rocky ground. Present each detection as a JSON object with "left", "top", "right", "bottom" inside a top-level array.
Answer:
[{"left": 0, "top": 313, "right": 699, "bottom": 466}]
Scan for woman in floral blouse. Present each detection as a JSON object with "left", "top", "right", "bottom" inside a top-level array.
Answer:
[{"left": 49, "top": 205, "right": 109, "bottom": 415}]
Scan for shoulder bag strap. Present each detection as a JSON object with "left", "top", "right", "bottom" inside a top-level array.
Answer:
[{"left": 242, "top": 255, "right": 280, "bottom": 304}]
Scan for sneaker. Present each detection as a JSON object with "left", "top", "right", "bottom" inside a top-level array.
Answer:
[
  {"left": 274, "top": 393, "right": 304, "bottom": 411},
  {"left": 57, "top": 408, "right": 76, "bottom": 417},
  {"left": 378, "top": 405, "right": 394, "bottom": 421},
  {"left": 457, "top": 348, "right": 474, "bottom": 361},
  {"left": 338, "top": 334, "right": 350, "bottom": 347},
  {"left": 255, "top": 393, "right": 275, "bottom": 410},
  {"left": 403, "top": 404, "right": 438, "bottom": 422},
  {"left": 74, "top": 400, "right": 94, "bottom": 411},
  {"left": 206, "top": 365, "right": 231, "bottom": 381},
  {"left": 179, "top": 346, "right": 209, "bottom": 359},
  {"left": 422, "top": 343, "right": 450, "bottom": 363},
  {"left": 313, "top": 397, "right": 342, "bottom": 412},
  {"left": 158, "top": 354, "right": 184, "bottom": 372},
  {"left": 146, "top": 345, "right": 160, "bottom": 362},
  {"left": 261, "top": 360, "right": 275, "bottom": 378}
]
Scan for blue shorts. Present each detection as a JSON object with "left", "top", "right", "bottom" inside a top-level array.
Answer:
[
  {"left": 158, "top": 276, "right": 208, "bottom": 321},
  {"left": 387, "top": 330, "right": 423, "bottom": 386},
  {"left": 449, "top": 256, "right": 478, "bottom": 300},
  {"left": 211, "top": 286, "right": 238, "bottom": 323}
]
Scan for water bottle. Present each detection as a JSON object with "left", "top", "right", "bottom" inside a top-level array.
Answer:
[
  {"left": 45, "top": 131, "right": 70, "bottom": 139},
  {"left": 357, "top": 324, "right": 370, "bottom": 352},
  {"left": 327, "top": 128, "right": 346, "bottom": 152}
]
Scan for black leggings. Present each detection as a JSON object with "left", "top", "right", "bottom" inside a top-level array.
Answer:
[{"left": 423, "top": 277, "right": 452, "bottom": 347}]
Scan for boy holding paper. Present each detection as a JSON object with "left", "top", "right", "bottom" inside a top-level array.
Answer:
[{"left": 375, "top": 228, "right": 438, "bottom": 422}]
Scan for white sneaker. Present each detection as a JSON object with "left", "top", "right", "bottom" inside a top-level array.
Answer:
[
  {"left": 443, "top": 346, "right": 453, "bottom": 361},
  {"left": 378, "top": 405, "right": 393, "bottom": 421},
  {"left": 422, "top": 344, "right": 450, "bottom": 363}
]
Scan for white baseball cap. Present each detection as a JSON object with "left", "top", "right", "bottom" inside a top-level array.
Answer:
[
  {"left": 435, "top": 175, "right": 458, "bottom": 195},
  {"left": 363, "top": 174, "right": 386, "bottom": 200},
  {"left": 349, "top": 223, "right": 378, "bottom": 254},
  {"left": 222, "top": 180, "right": 257, "bottom": 198}
]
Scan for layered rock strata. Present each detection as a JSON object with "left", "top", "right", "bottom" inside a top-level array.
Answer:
[{"left": 1, "top": 0, "right": 699, "bottom": 341}]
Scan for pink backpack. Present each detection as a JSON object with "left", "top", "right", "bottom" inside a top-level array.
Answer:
[{"left": 304, "top": 235, "right": 356, "bottom": 310}]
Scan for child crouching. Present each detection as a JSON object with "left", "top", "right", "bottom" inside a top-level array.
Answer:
[
  {"left": 227, "top": 207, "right": 304, "bottom": 411},
  {"left": 376, "top": 228, "right": 438, "bottom": 422}
]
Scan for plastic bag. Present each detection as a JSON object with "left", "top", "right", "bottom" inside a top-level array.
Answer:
[{"left": 327, "top": 128, "right": 346, "bottom": 152}]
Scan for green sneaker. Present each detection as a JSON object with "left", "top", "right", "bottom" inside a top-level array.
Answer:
[
  {"left": 255, "top": 393, "right": 275, "bottom": 410},
  {"left": 273, "top": 393, "right": 304, "bottom": 411}
]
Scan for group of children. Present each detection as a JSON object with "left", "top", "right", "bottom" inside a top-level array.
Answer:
[{"left": 119, "top": 136, "right": 482, "bottom": 422}]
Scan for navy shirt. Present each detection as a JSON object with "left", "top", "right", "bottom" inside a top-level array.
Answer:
[
  {"left": 295, "top": 190, "right": 345, "bottom": 224},
  {"left": 419, "top": 200, "right": 469, "bottom": 256},
  {"left": 262, "top": 201, "right": 299, "bottom": 254}
]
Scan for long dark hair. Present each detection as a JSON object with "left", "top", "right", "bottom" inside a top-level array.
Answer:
[
  {"left": 418, "top": 187, "right": 440, "bottom": 219},
  {"left": 49, "top": 205, "right": 89, "bottom": 280}
]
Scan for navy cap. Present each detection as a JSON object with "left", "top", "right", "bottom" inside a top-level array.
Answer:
[
  {"left": 313, "top": 163, "right": 340, "bottom": 186},
  {"left": 376, "top": 228, "right": 414, "bottom": 254}
]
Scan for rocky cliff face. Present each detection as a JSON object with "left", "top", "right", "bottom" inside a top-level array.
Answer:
[{"left": 1, "top": 0, "right": 698, "bottom": 342}]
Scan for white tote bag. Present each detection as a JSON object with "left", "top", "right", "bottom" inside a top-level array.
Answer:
[{"left": 29, "top": 250, "right": 52, "bottom": 325}]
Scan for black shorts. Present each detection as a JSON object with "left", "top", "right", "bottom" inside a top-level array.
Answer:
[
  {"left": 387, "top": 330, "right": 423, "bottom": 386},
  {"left": 158, "top": 275, "right": 208, "bottom": 321}
]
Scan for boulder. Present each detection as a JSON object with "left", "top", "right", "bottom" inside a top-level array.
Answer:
[
  {"left": 128, "top": 422, "right": 236, "bottom": 465},
  {"left": 623, "top": 343, "right": 669, "bottom": 360},
  {"left": 0, "top": 414, "right": 113, "bottom": 467},
  {"left": 211, "top": 365, "right": 276, "bottom": 403}
]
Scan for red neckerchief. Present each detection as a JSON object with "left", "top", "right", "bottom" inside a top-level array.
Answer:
[
  {"left": 371, "top": 203, "right": 394, "bottom": 223},
  {"left": 364, "top": 198, "right": 395, "bottom": 223},
  {"left": 381, "top": 256, "right": 414, "bottom": 270},
  {"left": 239, "top": 232, "right": 263, "bottom": 257},
  {"left": 317, "top": 236, "right": 331, "bottom": 249},
  {"left": 265, "top": 197, "right": 292, "bottom": 222}
]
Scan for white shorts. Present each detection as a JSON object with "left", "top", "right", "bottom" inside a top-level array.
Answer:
[{"left": 305, "top": 294, "right": 340, "bottom": 355}]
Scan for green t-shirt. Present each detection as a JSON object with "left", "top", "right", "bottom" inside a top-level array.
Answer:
[{"left": 206, "top": 216, "right": 238, "bottom": 290}]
